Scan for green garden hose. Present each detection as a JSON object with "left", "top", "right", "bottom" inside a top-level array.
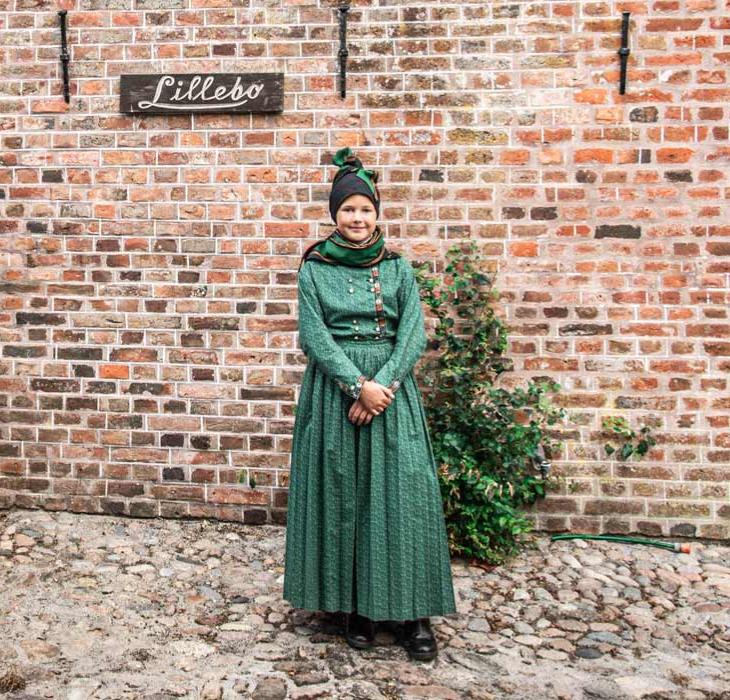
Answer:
[{"left": 551, "top": 533, "right": 691, "bottom": 554}]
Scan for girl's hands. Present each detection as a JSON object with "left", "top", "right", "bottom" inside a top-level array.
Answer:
[
  {"left": 347, "top": 381, "right": 395, "bottom": 425},
  {"left": 359, "top": 380, "right": 395, "bottom": 414},
  {"left": 348, "top": 399, "right": 375, "bottom": 426}
]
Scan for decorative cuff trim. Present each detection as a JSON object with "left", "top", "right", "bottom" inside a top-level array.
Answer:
[{"left": 337, "top": 374, "right": 367, "bottom": 400}]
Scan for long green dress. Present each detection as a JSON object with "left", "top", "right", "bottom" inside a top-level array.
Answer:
[{"left": 283, "top": 254, "right": 457, "bottom": 622}]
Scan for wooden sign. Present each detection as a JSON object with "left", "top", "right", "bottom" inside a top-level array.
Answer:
[{"left": 120, "top": 73, "right": 284, "bottom": 115}]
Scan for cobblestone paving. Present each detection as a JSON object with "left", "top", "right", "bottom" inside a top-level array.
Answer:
[{"left": 1, "top": 509, "right": 728, "bottom": 699}]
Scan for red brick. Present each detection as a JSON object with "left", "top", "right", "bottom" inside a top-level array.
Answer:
[
  {"left": 656, "top": 148, "right": 695, "bottom": 163},
  {"left": 645, "top": 18, "right": 704, "bottom": 31},
  {"left": 208, "top": 486, "right": 269, "bottom": 506},
  {"left": 574, "top": 149, "right": 613, "bottom": 164},
  {"left": 31, "top": 99, "right": 69, "bottom": 114},
  {"left": 264, "top": 223, "right": 311, "bottom": 238},
  {"left": 99, "top": 364, "right": 129, "bottom": 379}
]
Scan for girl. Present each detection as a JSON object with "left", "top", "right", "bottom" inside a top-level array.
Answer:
[{"left": 283, "top": 148, "right": 457, "bottom": 661}]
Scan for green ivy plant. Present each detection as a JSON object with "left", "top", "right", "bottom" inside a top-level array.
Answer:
[
  {"left": 236, "top": 470, "right": 256, "bottom": 489},
  {"left": 601, "top": 416, "right": 656, "bottom": 461},
  {"left": 414, "top": 241, "right": 566, "bottom": 565}
]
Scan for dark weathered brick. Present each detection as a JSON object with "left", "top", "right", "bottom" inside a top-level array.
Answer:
[
  {"left": 66, "top": 398, "right": 98, "bottom": 411},
  {"left": 3, "top": 345, "right": 46, "bottom": 358},
  {"left": 127, "top": 383, "right": 165, "bottom": 396},
  {"left": 163, "top": 466, "right": 186, "bottom": 480},
  {"left": 629, "top": 106, "right": 659, "bottom": 122},
  {"left": 73, "top": 365, "right": 95, "bottom": 378},
  {"left": 191, "top": 435, "right": 211, "bottom": 450},
  {"left": 584, "top": 500, "right": 645, "bottom": 516},
  {"left": 595, "top": 225, "right": 641, "bottom": 239},
  {"left": 189, "top": 317, "right": 240, "bottom": 330},
  {"left": 30, "top": 379, "right": 79, "bottom": 393},
  {"left": 531, "top": 207, "right": 558, "bottom": 220},
  {"left": 665, "top": 170, "right": 693, "bottom": 182},
  {"left": 558, "top": 324, "right": 613, "bottom": 336},
  {"left": 240, "top": 387, "right": 295, "bottom": 401},
  {"left": 57, "top": 347, "right": 104, "bottom": 361},
  {"left": 419, "top": 169, "right": 444, "bottom": 182},
  {"left": 17, "top": 313, "right": 65, "bottom": 326},
  {"left": 41, "top": 169, "right": 63, "bottom": 183},
  {"left": 244, "top": 508, "right": 268, "bottom": 524},
  {"left": 86, "top": 382, "right": 116, "bottom": 394},
  {"left": 129, "top": 500, "right": 158, "bottom": 518},
  {"left": 161, "top": 434, "right": 185, "bottom": 448}
]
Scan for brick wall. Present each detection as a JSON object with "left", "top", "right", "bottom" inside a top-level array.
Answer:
[{"left": 1, "top": 0, "right": 728, "bottom": 539}]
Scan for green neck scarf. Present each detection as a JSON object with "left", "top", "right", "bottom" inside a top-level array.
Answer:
[{"left": 300, "top": 226, "right": 399, "bottom": 269}]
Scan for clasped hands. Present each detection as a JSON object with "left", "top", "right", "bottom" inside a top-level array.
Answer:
[{"left": 347, "top": 380, "right": 395, "bottom": 426}]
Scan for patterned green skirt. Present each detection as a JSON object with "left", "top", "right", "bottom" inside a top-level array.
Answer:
[{"left": 283, "top": 337, "right": 457, "bottom": 622}]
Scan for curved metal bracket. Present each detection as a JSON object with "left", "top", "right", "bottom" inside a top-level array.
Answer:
[
  {"left": 337, "top": 3, "right": 350, "bottom": 98},
  {"left": 618, "top": 12, "right": 631, "bottom": 95},
  {"left": 58, "top": 10, "right": 70, "bottom": 103}
]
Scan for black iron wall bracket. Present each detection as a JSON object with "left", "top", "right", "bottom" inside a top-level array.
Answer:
[
  {"left": 337, "top": 3, "right": 350, "bottom": 98},
  {"left": 58, "top": 10, "right": 70, "bottom": 103},
  {"left": 618, "top": 11, "right": 631, "bottom": 95}
]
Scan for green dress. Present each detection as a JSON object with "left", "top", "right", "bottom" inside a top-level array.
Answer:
[{"left": 283, "top": 254, "right": 457, "bottom": 622}]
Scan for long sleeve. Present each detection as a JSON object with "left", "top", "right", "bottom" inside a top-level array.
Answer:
[
  {"left": 297, "top": 261, "right": 367, "bottom": 400},
  {"left": 371, "top": 257, "right": 427, "bottom": 392}
]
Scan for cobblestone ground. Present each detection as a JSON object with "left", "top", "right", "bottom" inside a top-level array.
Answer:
[{"left": 1, "top": 509, "right": 729, "bottom": 700}]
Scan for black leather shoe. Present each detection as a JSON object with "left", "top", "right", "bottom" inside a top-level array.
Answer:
[
  {"left": 400, "top": 618, "right": 438, "bottom": 661},
  {"left": 345, "top": 612, "right": 375, "bottom": 650}
]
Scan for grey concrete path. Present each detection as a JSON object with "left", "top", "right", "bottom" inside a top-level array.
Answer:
[{"left": 1, "top": 509, "right": 728, "bottom": 699}]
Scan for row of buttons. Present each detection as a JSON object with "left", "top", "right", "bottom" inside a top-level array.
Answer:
[{"left": 348, "top": 267, "right": 382, "bottom": 340}]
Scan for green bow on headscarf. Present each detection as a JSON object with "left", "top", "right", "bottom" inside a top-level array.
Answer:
[{"left": 332, "top": 147, "right": 378, "bottom": 195}]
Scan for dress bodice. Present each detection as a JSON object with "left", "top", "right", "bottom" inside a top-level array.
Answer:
[{"left": 301, "top": 257, "right": 403, "bottom": 342}]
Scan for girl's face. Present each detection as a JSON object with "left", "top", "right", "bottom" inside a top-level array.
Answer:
[{"left": 336, "top": 194, "right": 377, "bottom": 242}]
